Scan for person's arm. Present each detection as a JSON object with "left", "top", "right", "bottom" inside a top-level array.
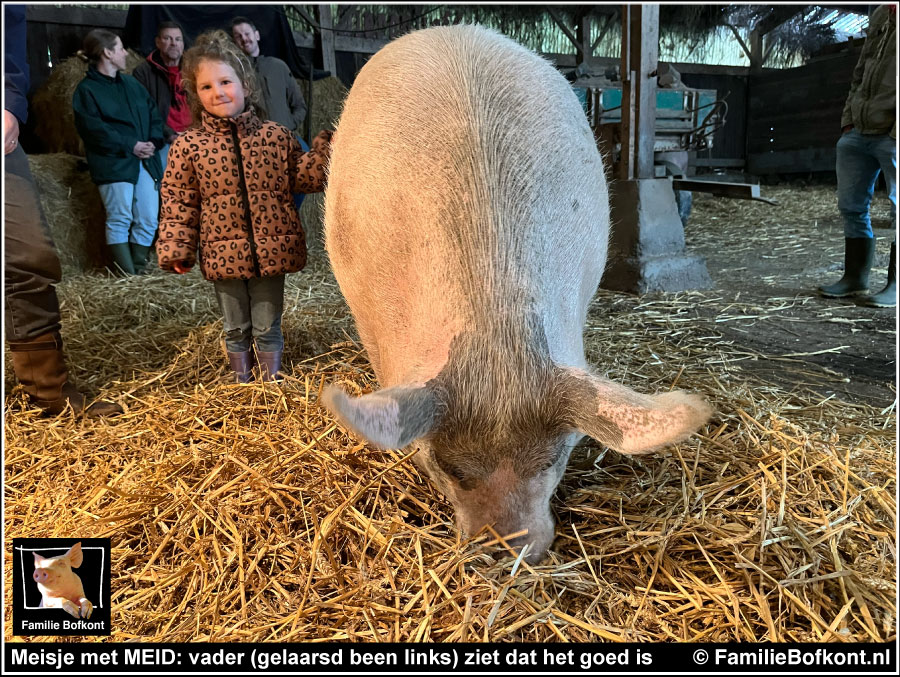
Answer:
[
  {"left": 72, "top": 86, "right": 138, "bottom": 156},
  {"left": 841, "top": 8, "right": 883, "bottom": 130},
  {"left": 283, "top": 61, "right": 307, "bottom": 131},
  {"left": 145, "top": 86, "right": 166, "bottom": 149},
  {"left": 157, "top": 137, "right": 201, "bottom": 272},
  {"left": 4, "top": 5, "right": 29, "bottom": 126},
  {"left": 290, "top": 129, "right": 333, "bottom": 194},
  {"left": 133, "top": 63, "right": 176, "bottom": 142}
]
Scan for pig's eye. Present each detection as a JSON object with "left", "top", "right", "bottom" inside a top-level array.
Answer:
[{"left": 445, "top": 465, "right": 466, "bottom": 482}]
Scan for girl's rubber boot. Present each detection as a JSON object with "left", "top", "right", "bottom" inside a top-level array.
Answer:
[{"left": 228, "top": 351, "right": 253, "bottom": 383}]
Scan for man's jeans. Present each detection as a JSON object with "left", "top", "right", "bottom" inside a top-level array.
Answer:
[
  {"left": 836, "top": 129, "right": 896, "bottom": 239},
  {"left": 4, "top": 144, "right": 63, "bottom": 341},
  {"left": 97, "top": 164, "right": 159, "bottom": 246},
  {"left": 212, "top": 275, "right": 286, "bottom": 353}
]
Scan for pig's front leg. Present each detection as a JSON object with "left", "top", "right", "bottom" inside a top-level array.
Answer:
[
  {"left": 79, "top": 597, "right": 93, "bottom": 619},
  {"left": 59, "top": 599, "right": 81, "bottom": 619}
]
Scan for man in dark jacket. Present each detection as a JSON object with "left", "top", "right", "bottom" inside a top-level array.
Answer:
[
  {"left": 819, "top": 5, "right": 896, "bottom": 307},
  {"left": 4, "top": 5, "right": 121, "bottom": 416},
  {"left": 133, "top": 21, "right": 191, "bottom": 171},
  {"left": 230, "top": 16, "right": 307, "bottom": 132}
]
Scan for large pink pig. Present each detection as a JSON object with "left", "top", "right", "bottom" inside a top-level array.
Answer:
[
  {"left": 33, "top": 542, "right": 93, "bottom": 619},
  {"left": 323, "top": 25, "right": 711, "bottom": 562}
]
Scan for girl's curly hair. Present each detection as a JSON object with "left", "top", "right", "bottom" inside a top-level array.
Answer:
[{"left": 180, "top": 29, "right": 266, "bottom": 123}]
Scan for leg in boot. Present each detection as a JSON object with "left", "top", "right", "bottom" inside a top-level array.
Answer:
[
  {"left": 7, "top": 331, "right": 122, "bottom": 416},
  {"left": 819, "top": 237, "right": 875, "bottom": 297},
  {"left": 107, "top": 243, "right": 136, "bottom": 276},
  {"left": 98, "top": 181, "right": 138, "bottom": 275},
  {"left": 228, "top": 351, "right": 253, "bottom": 383},
  {"left": 860, "top": 242, "right": 897, "bottom": 307},
  {"left": 248, "top": 275, "right": 286, "bottom": 382},
  {"left": 129, "top": 243, "right": 153, "bottom": 275},
  {"left": 256, "top": 349, "right": 283, "bottom": 382}
]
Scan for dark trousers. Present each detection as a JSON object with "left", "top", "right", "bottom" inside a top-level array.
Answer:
[{"left": 4, "top": 145, "right": 63, "bottom": 342}]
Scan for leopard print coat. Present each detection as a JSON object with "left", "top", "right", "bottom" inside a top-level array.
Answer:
[{"left": 158, "top": 109, "right": 332, "bottom": 281}]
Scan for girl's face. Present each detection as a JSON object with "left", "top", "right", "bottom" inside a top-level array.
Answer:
[{"left": 195, "top": 59, "right": 248, "bottom": 118}]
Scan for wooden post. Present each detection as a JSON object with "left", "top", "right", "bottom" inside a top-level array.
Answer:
[
  {"left": 749, "top": 28, "right": 764, "bottom": 73},
  {"left": 317, "top": 4, "right": 337, "bottom": 76},
  {"left": 619, "top": 4, "right": 659, "bottom": 180},
  {"left": 575, "top": 12, "right": 593, "bottom": 68}
]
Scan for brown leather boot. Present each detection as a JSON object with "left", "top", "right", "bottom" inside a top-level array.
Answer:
[{"left": 7, "top": 332, "right": 122, "bottom": 417}]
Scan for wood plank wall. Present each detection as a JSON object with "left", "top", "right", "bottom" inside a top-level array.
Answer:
[{"left": 746, "top": 43, "right": 862, "bottom": 174}]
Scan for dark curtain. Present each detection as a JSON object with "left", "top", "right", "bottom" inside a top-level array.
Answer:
[{"left": 123, "top": 4, "right": 310, "bottom": 77}]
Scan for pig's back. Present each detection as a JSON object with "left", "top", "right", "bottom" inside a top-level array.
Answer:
[{"left": 325, "top": 25, "right": 609, "bottom": 383}]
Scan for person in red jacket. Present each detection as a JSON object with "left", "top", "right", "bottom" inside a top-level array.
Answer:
[
  {"left": 133, "top": 21, "right": 192, "bottom": 172},
  {"left": 157, "top": 30, "right": 332, "bottom": 383}
]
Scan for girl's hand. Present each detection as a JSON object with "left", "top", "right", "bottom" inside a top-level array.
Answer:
[{"left": 172, "top": 261, "right": 193, "bottom": 274}]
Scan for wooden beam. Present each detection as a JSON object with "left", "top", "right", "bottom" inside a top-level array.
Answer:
[
  {"left": 547, "top": 8, "right": 584, "bottom": 56},
  {"left": 576, "top": 13, "right": 593, "bottom": 66},
  {"left": 317, "top": 4, "right": 337, "bottom": 76},
  {"left": 26, "top": 5, "right": 126, "bottom": 28},
  {"left": 619, "top": 4, "right": 659, "bottom": 180},
  {"left": 725, "top": 24, "right": 752, "bottom": 62},
  {"left": 591, "top": 12, "right": 616, "bottom": 52},
  {"left": 292, "top": 6, "right": 319, "bottom": 31}
]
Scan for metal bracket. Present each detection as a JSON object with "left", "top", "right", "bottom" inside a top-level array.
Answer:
[{"left": 672, "top": 179, "right": 778, "bottom": 205}]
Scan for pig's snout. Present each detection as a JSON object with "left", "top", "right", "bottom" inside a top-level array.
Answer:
[
  {"left": 460, "top": 512, "right": 556, "bottom": 565},
  {"left": 33, "top": 569, "right": 49, "bottom": 583}
]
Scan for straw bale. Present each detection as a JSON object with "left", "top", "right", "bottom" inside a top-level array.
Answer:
[
  {"left": 3, "top": 186, "right": 895, "bottom": 643},
  {"left": 296, "top": 76, "right": 349, "bottom": 251},
  {"left": 27, "top": 153, "right": 109, "bottom": 276},
  {"left": 31, "top": 50, "right": 145, "bottom": 156}
]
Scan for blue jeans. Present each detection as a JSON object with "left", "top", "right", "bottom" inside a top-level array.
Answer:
[
  {"left": 212, "top": 275, "right": 285, "bottom": 353},
  {"left": 159, "top": 143, "right": 171, "bottom": 177},
  {"left": 836, "top": 129, "right": 896, "bottom": 239},
  {"left": 96, "top": 164, "right": 159, "bottom": 246}
]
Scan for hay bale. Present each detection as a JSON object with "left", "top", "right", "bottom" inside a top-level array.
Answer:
[
  {"left": 28, "top": 153, "right": 109, "bottom": 276},
  {"left": 298, "top": 75, "right": 349, "bottom": 136},
  {"left": 296, "top": 76, "right": 349, "bottom": 250},
  {"left": 31, "top": 49, "right": 145, "bottom": 155}
]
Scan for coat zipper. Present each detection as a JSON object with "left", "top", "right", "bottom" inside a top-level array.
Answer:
[{"left": 229, "top": 121, "right": 262, "bottom": 277}]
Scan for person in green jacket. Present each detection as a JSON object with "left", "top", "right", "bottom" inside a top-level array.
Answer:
[
  {"left": 72, "top": 29, "right": 165, "bottom": 275},
  {"left": 819, "top": 5, "right": 896, "bottom": 307}
]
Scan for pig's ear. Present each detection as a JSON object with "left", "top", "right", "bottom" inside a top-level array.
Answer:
[
  {"left": 33, "top": 552, "right": 46, "bottom": 568},
  {"left": 561, "top": 368, "right": 712, "bottom": 454},
  {"left": 65, "top": 542, "right": 84, "bottom": 568},
  {"left": 322, "top": 384, "right": 439, "bottom": 449}
]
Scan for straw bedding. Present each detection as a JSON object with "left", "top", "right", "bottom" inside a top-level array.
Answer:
[{"left": 4, "top": 186, "right": 895, "bottom": 643}]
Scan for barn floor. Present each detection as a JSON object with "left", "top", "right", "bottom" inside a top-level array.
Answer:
[
  {"left": 4, "top": 185, "right": 896, "bottom": 643},
  {"left": 686, "top": 183, "right": 896, "bottom": 407}
]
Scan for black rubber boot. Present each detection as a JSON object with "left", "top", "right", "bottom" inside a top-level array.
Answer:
[
  {"left": 130, "top": 243, "right": 153, "bottom": 275},
  {"left": 108, "top": 243, "right": 136, "bottom": 275},
  {"left": 256, "top": 350, "right": 283, "bottom": 382},
  {"left": 860, "top": 242, "right": 896, "bottom": 308},
  {"left": 819, "top": 237, "right": 875, "bottom": 298},
  {"left": 227, "top": 351, "right": 253, "bottom": 384}
]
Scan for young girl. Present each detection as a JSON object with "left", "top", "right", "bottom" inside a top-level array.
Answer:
[{"left": 157, "top": 30, "right": 332, "bottom": 382}]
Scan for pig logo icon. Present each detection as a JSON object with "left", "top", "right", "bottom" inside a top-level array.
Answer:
[{"left": 32, "top": 542, "right": 93, "bottom": 619}]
